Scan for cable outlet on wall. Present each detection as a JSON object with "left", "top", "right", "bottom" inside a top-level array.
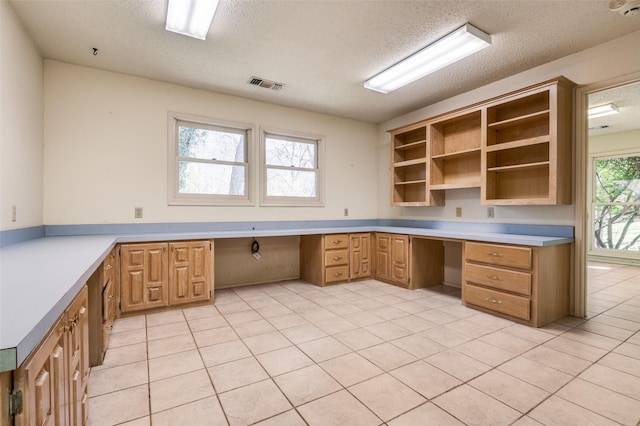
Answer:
[
  {"left": 134, "top": 207, "right": 143, "bottom": 219},
  {"left": 455, "top": 207, "right": 462, "bottom": 217},
  {"left": 344, "top": 208, "right": 349, "bottom": 217},
  {"left": 487, "top": 207, "right": 495, "bottom": 218}
]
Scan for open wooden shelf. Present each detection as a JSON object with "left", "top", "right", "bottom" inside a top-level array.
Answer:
[{"left": 487, "top": 161, "right": 550, "bottom": 173}]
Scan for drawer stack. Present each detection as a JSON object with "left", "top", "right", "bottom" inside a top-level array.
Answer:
[
  {"left": 462, "top": 241, "right": 570, "bottom": 327},
  {"left": 324, "top": 234, "right": 349, "bottom": 283}
]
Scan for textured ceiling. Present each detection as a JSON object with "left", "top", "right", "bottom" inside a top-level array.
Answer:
[
  {"left": 588, "top": 80, "right": 640, "bottom": 136},
  {"left": 8, "top": 0, "right": 640, "bottom": 124}
]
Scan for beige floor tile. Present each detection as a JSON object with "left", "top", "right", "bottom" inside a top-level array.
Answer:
[
  {"left": 525, "top": 345, "right": 592, "bottom": 377},
  {"left": 222, "top": 309, "right": 262, "bottom": 325},
  {"left": 390, "top": 360, "right": 461, "bottom": 399},
  {"left": 469, "top": 369, "right": 550, "bottom": 413},
  {"left": 187, "top": 315, "right": 229, "bottom": 332},
  {"left": 580, "top": 363, "right": 640, "bottom": 401},
  {"left": 589, "top": 314, "right": 640, "bottom": 331},
  {"left": 208, "top": 356, "right": 269, "bottom": 393},
  {"left": 253, "top": 409, "right": 307, "bottom": 426},
  {"left": 364, "top": 321, "right": 413, "bottom": 341},
  {"left": 314, "top": 317, "right": 359, "bottom": 334},
  {"left": 542, "top": 336, "right": 608, "bottom": 362},
  {"left": 147, "top": 333, "right": 195, "bottom": 359},
  {"left": 320, "top": 352, "right": 384, "bottom": 387},
  {"left": 280, "top": 323, "right": 328, "bottom": 344},
  {"left": 242, "top": 330, "right": 292, "bottom": 354},
  {"left": 349, "top": 373, "right": 425, "bottom": 421},
  {"left": 343, "top": 311, "right": 386, "bottom": 327},
  {"left": 199, "top": 339, "right": 252, "bottom": 366},
  {"left": 498, "top": 357, "right": 573, "bottom": 393},
  {"left": 149, "top": 369, "right": 214, "bottom": 414},
  {"left": 256, "top": 345, "right": 314, "bottom": 376},
  {"left": 148, "top": 349, "right": 204, "bottom": 382},
  {"left": 151, "top": 396, "right": 227, "bottom": 426},
  {"left": 213, "top": 290, "right": 243, "bottom": 305},
  {"left": 557, "top": 378, "right": 640, "bottom": 425},
  {"left": 394, "top": 301, "right": 427, "bottom": 314},
  {"left": 510, "top": 417, "right": 544, "bottom": 426},
  {"left": 334, "top": 328, "right": 384, "bottom": 350},
  {"left": 529, "top": 395, "right": 617, "bottom": 426},
  {"left": 614, "top": 342, "right": 640, "bottom": 360},
  {"left": 387, "top": 402, "right": 464, "bottom": 426},
  {"left": 88, "top": 384, "right": 149, "bottom": 426},
  {"left": 267, "top": 312, "right": 310, "bottom": 330},
  {"left": 297, "top": 389, "right": 381, "bottom": 426},
  {"left": 255, "top": 303, "right": 294, "bottom": 318},
  {"left": 560, "top": 329, "right": 621, "bottom": 351},
  {"left": 443, "top": 318, "right": 493, "bottom": 339},
  {"left": 146, "top": 321, "right": 190, "bottom": 341},
  {"left": 479, "top": 330, "right": 539, "bottom": 355},
  {"left": 455, "top": 339, "right": 517, "bottom": 366},
  {"left": 433, "top": 384, "right": 521, "bottom": 426},
  {"left": 358, "top": 342, "right": 418, "bottom": 371},
  {"left": 414, "top": 309, "right": 458, "bottom": 325},
  {"left": 119, "top": 417, "right": 150, "bottom": 426},
  {"left": 298, "top": 336, "right": 352, "bottom": 362},
  {"left": 391, "top": 314, "right": 437, "bottom": 333},
  {"left": 598, "top": 352, "right": 640, "bottom": 377},
  {"left": 300, "top": 307, "right": 338, "bottom": 322},
  {"left": 192, "top": 325, "right": 238, "bottom": 348},
  {"left": 111, "top": 316, "right": 146, "bottom": 333},
  {"left": 108, "top": 328, "right": 147, "bottom": 349},
  {"left": 274, "top": 364, "right": 342, "bottom": 406},
  {"left": 218, "top": 379, "right": 292, "bottom": 426},
  {"left": 182, "top": 305, "right": 219, "bottom": 320},
  {"left": 577, "top": 320, "right": 636, "bottom": 340},
  {"left": 146, "top": 310, "right": 185, "bottom": 327},
  {"left": 425, "top": 349, "right": 492, "bottom": 381},
  {"left": 500, "top": 324, "right": 555, "bottom": 345},
  {"left": 232, "top": 318, "right": 277, "bottom": 338},
  {"left": 88, "top": 360, "right": 148, "bottom": 397},
  {"left": 91, "top": 342, "right": 147, "bottom": 370},
  {"left": 419, "top": 325, "right": 472, "bottom": 348},
  {"left": 216, "top": 300, "right": 252, "bottom": 314},
  {"left": 392, "top": 334, "right": 447, "bottom": 358},
  {"left": 629, "top": 331, "right": 640, "bottom": 345}
]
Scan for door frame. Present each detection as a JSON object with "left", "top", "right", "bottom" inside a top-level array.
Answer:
[{"left": 574, "top": 71, "right": 640, "bottom": 318}]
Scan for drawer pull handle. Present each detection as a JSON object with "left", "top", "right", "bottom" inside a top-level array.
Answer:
[
  {"left": 487, "top": 275, "right": 503, "bottom": 281},
  {"left": 485, "top": 297, "right": 502, "bottom": 304},
  {"left": 333, "top": 256, "right": 343, "bottom": 261},
  {"left": 105, "top": 264, "right": 113, "bottom": 270},
  {"left": 488, "top": 252, "right": 504, "bottom": 258},
  {"left": 333, "top": 240, "right": 342, "bottom": 244},
  {"left": 334, "top": 272, "right": 343, "bottom": 277}
]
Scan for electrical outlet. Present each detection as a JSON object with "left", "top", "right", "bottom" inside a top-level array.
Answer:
[
  {"left": 134, "top": 207, "right": 143, "bottom": 219},
  {"left": 455, "top": 207, "right": 462, "bottom": 217},
  {"left": 344, "top": 208, "right": 349, "bottom": 217},
  {"left": 487, "top": 207, "right": 495, "bottom": 218},
  {"left": 11, "top": 205, "right": 16, "bottom": 222}
]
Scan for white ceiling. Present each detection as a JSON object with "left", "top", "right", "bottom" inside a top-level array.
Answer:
[
  {"left": 588, "top": 80, "right": 640, "bottom": 137},
  {"left": 8, "top": 0, "right": 640, "bottom": 124}
]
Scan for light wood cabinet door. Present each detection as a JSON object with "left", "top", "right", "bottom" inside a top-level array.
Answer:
[
  {"left": 391, "top": 234, "right": 410, "bottom": 285},
  {"left": 350, "top": 233, "right": 371, "bottom": 280},
  {"left": 67, "top": 287, "right": 89, "bottom": 426},
  {"left": 120, "top": 243, "right": 169, "bottom": 312},
  {"left": 169, "top": 241, "right": 212, "bottom": 305},
  {"left": 375, "top": 233, "right": 391, "bottom": 282}
]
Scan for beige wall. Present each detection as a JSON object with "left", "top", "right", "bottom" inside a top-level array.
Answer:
[
  {"left": 589, "top": 129, "right": 640, "bottom": 156},
  {"left": 378, "top": 30, "right": 640, "bottom": 227},
  {"left": 43, "top": 61, "right": 379, "bottom": 225},
  {"left": 0, "top": 1, "right": 44, "bottom": 231}
]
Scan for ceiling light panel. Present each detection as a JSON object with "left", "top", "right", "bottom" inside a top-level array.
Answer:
[
  {"left": 365, "top": 23, "right": 491, "bottom": 94},
  {"left": 166, "top": 0, "right": 219, "bottom": 40},
  {"left": 588, "top": 103, "right": 620, "bottom": 119}
]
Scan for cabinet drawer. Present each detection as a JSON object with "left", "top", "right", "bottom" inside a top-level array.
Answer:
[
  {"left": 325, "top": 249, "right": 349, "bottom": 266},
  {"left": 325, "top": 234, "right": 349, "bottom": 249},
  {"left": 465, "top": 242, "right": 532, "bottom": 270},
  {"left": 464, "top": 284, "right": 530, "bottom": 321},
  {"left": 465, "top": 263, "right": 531, "bottom": 296},
  {"left": 325, "top": 265, "right": 349, "bottom": 283}
]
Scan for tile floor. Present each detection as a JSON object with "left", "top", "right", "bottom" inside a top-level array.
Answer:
[{"left": 88, "top": 262, "right": 640, "bottom": 425}]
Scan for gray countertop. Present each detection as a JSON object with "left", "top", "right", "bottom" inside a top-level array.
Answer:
[{"left": 0, "top": 226, "right": 573, "bottom": 372}]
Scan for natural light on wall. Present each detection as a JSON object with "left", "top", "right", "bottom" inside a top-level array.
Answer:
[
  {"left": 364, "top": 23, "right": 491, "bottom": 94},
  {"left": 165, "top": 0, "right": 219, "bottom": 40}
]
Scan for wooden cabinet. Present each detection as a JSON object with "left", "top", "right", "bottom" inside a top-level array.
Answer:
[
  {"left": 375, "top": 233, "right": 410, "bottom": 287},
  {"left": 88, "top": 247, "right": 118, "bottom": 367},
  {"left": 13, "top": 286, "right": 89, "bottom": 426},
  {"left": 389, "top": 77, "right": 574, "bottom": 206},
  {"left": 462, "top": 241, "right": 570, "bottom": 327},
  {"left": 120, "top": 241, "right": 213, "bottom": 314},
  {"left": 482, "top": 78, "right": 574, "bottom": 205},
  {"left": 300, "top": 233, "right": 371, "bottom": 286}
]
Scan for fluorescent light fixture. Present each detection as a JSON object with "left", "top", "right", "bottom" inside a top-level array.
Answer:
[
  {"left": 166, "top": 0, "right": 219, "bottom": 40},
  {"left": 364, "top": 23, "right": 491, "bottom": 94},
  {"left": 588, "top": 103, "right": 620, "bottom": 119}
]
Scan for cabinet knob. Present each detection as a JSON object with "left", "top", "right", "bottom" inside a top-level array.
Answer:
[
  {"left": 487, "top": 275, "right": 503, "bottom": 281},
  {"left": 332, "top": 240, "right": 342, "bottom": 244},
  {"left": 485, "top": 297, "right": 502, "bottom": 304},
  {"left": 105, "top": 264, "right": 113, "bottom": 270},
  {"left": 487, "top": 252, "right": 504, "bottom": 258},
  {"left": 108, "top": 295, "right": 114, "bottom": 301},
  {"left": 334, "top": 272, "right": 343, "bottom": 277},
  {"left": 333, "top": 256, "right": 342, "bottom": 261}
]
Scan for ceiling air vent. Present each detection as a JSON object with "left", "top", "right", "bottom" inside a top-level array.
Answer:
[{"left": 248, "top": 77, "right": 284, "bottom": 91}]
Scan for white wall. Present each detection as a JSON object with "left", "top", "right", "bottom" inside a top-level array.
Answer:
[
  {"left": 589, "top": 129, "right": 640, "bottom": 156},
  {"left": 378, "top": 30, "right": 640, "bottom": 226},
  {"left": 43, "top": 61, "right": 378, "bottom": 225},
  {"left": 0, "top": 1, "right": 44, "bottom": 231}
]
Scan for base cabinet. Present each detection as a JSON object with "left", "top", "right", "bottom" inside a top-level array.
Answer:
[
  {"left": 13, "top": 286, "right": 89, "bottom": 426},
  {"left": 374, "top": 233, "right": 410, "bottom": 287},
  {"left": 120, "top": 240, "right": 213, "bottom": 314}
]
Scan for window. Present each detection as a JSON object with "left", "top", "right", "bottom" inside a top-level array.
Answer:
[
  {"left": 168, "top": 113, "right": 254, "bottom": 205},
  {"left": 590, "top": 152, "right": 640, "bottom": 259},
  {"left": 260, "top": 128, "right": 324, "bottom": 206}
]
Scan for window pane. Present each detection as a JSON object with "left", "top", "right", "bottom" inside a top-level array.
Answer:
[
  {"left": 179, "top": 161, "right": 245, "bottom": 195},
  {"left": 178, "top": 125, "right": 245, "bottom": 162},
  {"left": 266, "top": 168, "right": 316, "bottom": 197},
  {"left": 594, "top": 156, "right": 640, "bottom": 203},
  {"left": 593, "top": 204, "right": 640, "bottom": 251},
  {"left": 265, "top": 137, "right": 315, "bottom": 168}
]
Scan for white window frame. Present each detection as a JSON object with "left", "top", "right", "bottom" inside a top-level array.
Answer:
[
  {"left": 260, "top": 127, "right": 325, "bottom": 206},
  {"left": 168, "top": 112, "right": 255, "bottom": 206}
]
